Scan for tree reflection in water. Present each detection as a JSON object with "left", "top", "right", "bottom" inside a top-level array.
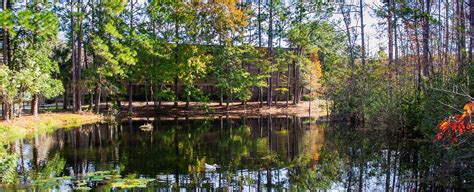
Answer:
[{"left": 1, "top": 116, "right": 472, "bottom": 190}]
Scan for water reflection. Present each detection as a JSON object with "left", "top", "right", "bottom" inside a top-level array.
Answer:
[
  {"left": 5, "top": 116, "right": 323, "bottom": 191},
  {"left": 322, "top": 123, "right": 472, "bottom": 191},
  {"left": 2, "top": 116, "right": 472, "bottom": 191}
]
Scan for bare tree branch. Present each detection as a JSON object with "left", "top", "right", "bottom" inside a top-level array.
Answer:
[{"left": 429, "top": 87, "right": 473, "bottom": 99}]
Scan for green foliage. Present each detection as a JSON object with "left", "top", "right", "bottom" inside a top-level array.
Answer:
[
  {"left": 183, "top": 85, "right": 209, "bottom": 103},
  {"left": 154, "top": 87, "right": 176, "bottom": 101},
  {"left": 88, "top": 0, "right": 136, "bottom": 97},
  {"left": 324, "top": 52, "right": 400, "bottom": 122},
  {"left": 0, "top": 6, "right": 63, "bottom": 104},
  {"left": 325, "top": 44, "right": 472, "bottom": 139},
  {"left": 213, "top": 45, "right": 266, "bottom": 102},
  {"left": 84, "top": 170, "right": 120, "bottom": 181},
  {"left": 287, "top": 21, "right": 344, "bottom": 94},
  {"left": 0, "top": 65, "right": 17, "bottom": 104},
  {"left": 111, "top": 174, "right": 155, "bottom": 189}
]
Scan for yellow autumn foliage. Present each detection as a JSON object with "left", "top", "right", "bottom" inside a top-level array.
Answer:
[{"left": 308, "top": 48, "right": 323, "bottom": 93}]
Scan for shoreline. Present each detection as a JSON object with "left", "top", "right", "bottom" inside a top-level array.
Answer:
[
  {"left": 0, "top": 100, "right": 327, "bottom": 142},
  {"left": 0, "top": 112, "right": 103, "bottom": 143},
  {"left": 117, "top": 100, "right": 329, "bottom": 118}
]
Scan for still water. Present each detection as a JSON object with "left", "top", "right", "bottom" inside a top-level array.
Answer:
[{"left": 0, "top": 115, "right": 471, "bottom": 191}]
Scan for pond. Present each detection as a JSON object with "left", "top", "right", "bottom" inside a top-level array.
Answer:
[{"left": 0, "top": 115, "right": 471, "bottom": 191}]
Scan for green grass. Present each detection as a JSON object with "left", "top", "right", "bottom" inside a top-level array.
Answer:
[{"left": 0, "top": 113, "right": 103, "bottom": 144}]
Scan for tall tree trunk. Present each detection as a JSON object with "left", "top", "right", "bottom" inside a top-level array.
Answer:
[
  {"left": 185, "top": 86, "right": 190, "bottom": 109},
  {"left": 226, "top": 95, "right": 231, "bottom": 110},
  {"left": 3, "top": 102, "right": 9, "bottom": 121},
  {"left": 293, "top": 59, "right": 298, "bottom": 105},
  {"left": 145, "top": 79, "right": 149, "bottom": 108},
  {"left": 360, "top": 0, "right": 366, "bottom": 79},
  {"left": 258, "top": 69, "right": 263, "bottom": 107},
  {"left": 2, "top": 0, "right": 10, "bottom": 66},
  {"left": 422, "top": 0, "right": 431, "bottom": 78},
  {"left": 415, "top": 19, "right": 423, "bottom": 94},
  {"left": 70, "top": 0, "right": 77, "bottom": 112},
  {"left": 75, "top": 1, "right": 83, "bottom": 112},
  {"left": 90, "top": 0, "right": 98, "bottom": 113},
  {"left": 18, "top": 98, "right": 22, "bottom": 117},
  {"left": 158, "top": 83, "right": 163, "bottom": 113},
  {"left": 359, "top": 0, "right": 367, "bottom": 121},
  {"left": 342, "top": 6, "right": 356, "bottom": 94},
  {"left": 218, "top": 88, "right": 223, "bottom": 106},
  {"left": 1, "top": 0, "right": 6, "bottom": 64},
  {"left": 293, "top": 59, "right": 300, "bottom": 104},
  {"left": 470, "top": 0, "right": 474, "bottom": 65},
  {"left": 31, "top": 94, "right": 38, "bottom": 117},
  {"left": 2, "top": 0, "right": 8, "bottom": 120},
  {"left": 63, "top": 83, "right": 69, "bottom": 110},
  {"left": 128, "top": 0, "right": 134, "bottom": 114},
  {"left": 116, "top": 96, "right": 121, "bottom": 110},
  {"left": 88, "top": 93, "right": 93, "bottom": 111},
  {"left": 460, "top": 0, "right": 467, "bottom": 73},
  {"left": 286, "top": 61, "right": 291, "bottom": 107},
  {"left": 444, "top": 0, "right": 449, "bottom": 77},
  {"left": 94, "top": 83, "right": 101, "bottom": 113},
  {"left": 2, "top": 0, "right": 5, "bottom": 118},
  {"left": 173, "top": 10, "right": 180, "bottom": 108},
  {"left": 174, "top": 76, "right": 179, "bottom": 108},
  {"left": 275, "top": 72, "right": 279, "bottom": 105},
  {"left": 436, "top": 0, "right": 442, "bottom": 77},
  {"left": 257, "top": 0, "right": 263, "bottom": 107},
  {"left": 394, "top": 0, "right": 400, "bottom": 84},
  {"left": 457, "top": 0, "right": 467, "bottom": 73},
  {"left": 267, "top": 0, "right": 274, "bottom": 108},
  {"left": 388, "top": 0, "right": 393, "bottom": 81},
  {"left": 2, "top": 0, "right": 7, "bottom": 64},
  {"left": 3, "top": 0, "right": 10, "bottom": 68},
  {"left": 104, "top": 93, "right": 109, "bottom": 111},
  {"left": 151, "top": 83, "right": 157, "bottom": 113},
  {"left": 8, "top": 103, "right": 12, "bottom": 120},
  {"left": 128, "top": 81, "right": 133, "bottom": 114}
]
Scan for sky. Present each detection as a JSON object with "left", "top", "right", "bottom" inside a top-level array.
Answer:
[
  {"left": 334, "top": 0, "right": 385, "bottom": 56},
  {"left": 360, "top": 0, "right": 385, "bottom": 56}
]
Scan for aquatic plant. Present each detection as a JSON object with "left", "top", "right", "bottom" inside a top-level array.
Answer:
[{"left": 111, "top": 174, "right": 155, "bottom": 189}]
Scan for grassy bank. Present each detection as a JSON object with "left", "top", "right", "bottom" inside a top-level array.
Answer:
[{"left": 0, "top": 112, "right": 103, "bottom": 143}]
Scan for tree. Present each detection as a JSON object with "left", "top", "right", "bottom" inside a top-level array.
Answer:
[
  {"left": 359, "top": 0, "right": 366, "bottom": 81},
  {"left": 0, "top": 65, "right": 15, "bottom": 120},
  {"left": 126, "top": 0, "right": 137, "bottom": 114},
  {"left": 214, "top": 45, "right": 264, "bottom": 109},
  {"left": 267, "top": 0, "right": 274, "bottom": 108},
  {"left": 0, "top": 3, "right": 63, "bottom": 117},
  {"left": 89, "top": 0, "right": 136, "bottom": 113},
  {"left": 422, "top": 0, "right": 431, "bottom": 78},
  {"left": 1, "top": 0, "right": 11, "bottom": 120},
  {"left": 177, "top": 45, "right": 211, "bottom": 109},
  {"left": 70, "top": 0, "right": 79, "bottom": 112}
]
